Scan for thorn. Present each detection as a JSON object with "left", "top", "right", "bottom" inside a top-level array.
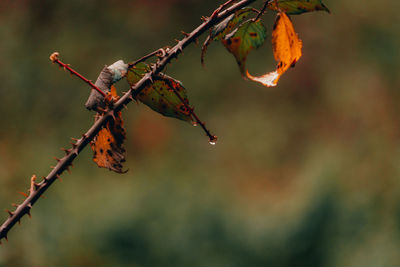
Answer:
[
  {"left": 18, "top": 220, "right": 21, "bottom": 225},
  {"left": 96, "top": 107, "right": 107, "bottom": 114},
  {"left": 50, "top": 166, "right": 55, "bottom": 169},
  {"left": 72, "top": 149, "right": 78, "bottom": 156},
  {"left": 18, "top": 192, "right": 28, "bottom": 198},
  {"left": 71, "top": 137, "right": 79, "bottom": 142},
  {"left": 123, "top": 104, "right": 128, "bottom": 110},
  {"left": 201, "top": 16, "right": 208, "bottom": 21},
  {"left": 181, "top": 30, "right": 190, "bottom": 37},
  {"left": 61, "top": 148, "right": 71, "bottom": 155},
  {"left": 70, "top": 163, "right": 74, "bottom": 168},
  {"left": 145, "top": 74, "right": 153, "bottom": 84},
  {"left": 82, "top": 134, "right": 87, "bottom": 139},
  {"left": 11, "top": 203, "right": 18, "bottom": 208},
  {"left": 175, "top": 39, "right": 180, "bottom": 43},
  {"left": 34, "top": 183, "right": 40, "bottom": 191},
  {"left": 109, "top": 111, "right": 117, "bottom": 121},
  {"left": 6, "top": 209, "right": 14, "bottom": 217},
  {"left": 56, "top": 174, "right": 63, "bottom": 182},
  {"left": 42, "top": 176, "right": 48, "bottom": 182},
  {"left": 71, "top": 142, "right": 78, "bottom": 149},
  {"left": 66, "top": 167, "right": 71, "bottom": 174},
  {"left": 54, "top": 157, "right": 61, "bottom": 162}
]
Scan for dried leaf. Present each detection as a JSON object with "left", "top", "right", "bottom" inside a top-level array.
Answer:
[
  {"left": 201, "top": 7, "right": 256, "bottom": 66},
  {"left": 126, "top": 63, "right": 194, "bottom": 122},
  {"left": 247, "top": 12, "right": 302, "bottom": 87},
  {"left": 267, "top": 0, "right": 330, "bottom": 15},
  {"left": 91, "top": 86, "right": 127, "bottom": 173},
  {"left": 85, "top": 60, "right": 128, "bottom": 111},
  {"left": 222, "top": 19, "right": 267, "bottom": 76}
]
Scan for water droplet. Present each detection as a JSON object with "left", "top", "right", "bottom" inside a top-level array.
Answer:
[{"left": 209, "top": 136, "right": 218, "bottom": 146}]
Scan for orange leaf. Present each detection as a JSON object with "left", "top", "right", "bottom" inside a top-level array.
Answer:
[
  {"left": 247, "top": 12, "right": 302, "bottom": 87},
  {"left": 91, "top": 86, "right": 127, "bottom": 173}
]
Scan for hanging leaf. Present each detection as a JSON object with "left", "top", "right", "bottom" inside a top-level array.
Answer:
[
  {"left": 91, "top": 86, "right": 127, "bottom": 173},
  {"left": 222, "top": 19, "right": 267, "bottom": 76},
  {"left": 247, "top": 12, "right": 302, "bottom": 87},
  {"left": 126, "top": 63, "right": 193, "bottom": 122},
  {"left": 201, "top": 7, "right": 256, "bottom": 66},
  {"left": 267, "top": 0, "right": 330, "bottom": 15}
]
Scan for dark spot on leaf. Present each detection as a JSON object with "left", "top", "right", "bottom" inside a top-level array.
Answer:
[
  {"left": 107, "top": 150, "right": 113, "bottom": 156},
  {"left": 100, "top": 149, "right": 104, "bottom": 154}
]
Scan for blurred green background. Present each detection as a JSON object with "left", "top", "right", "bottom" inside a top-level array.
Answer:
[{"left": 1, "top": 0, "right": 400, "bottom": 266}]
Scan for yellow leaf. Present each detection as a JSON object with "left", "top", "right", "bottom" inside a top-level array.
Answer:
[{"left": 247, "top": 12, "right": 302, "bottom": 87}]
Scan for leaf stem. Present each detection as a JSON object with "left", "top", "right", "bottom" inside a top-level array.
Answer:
[{"left": 159, "top": 74, "right": 217, "bottom": 143}]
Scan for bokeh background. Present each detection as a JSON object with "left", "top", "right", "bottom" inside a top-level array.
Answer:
[{"left": 1, "top": 0, "right": 400, "bottom": 266}]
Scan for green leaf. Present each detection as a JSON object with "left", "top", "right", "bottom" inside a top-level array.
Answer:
[
  {"left": 267, "top": 0, "right": 330, "bottom": 15},
  {"left": 201, "top": 7, "right": 256, "bottom": 66},
  {"left": 126, "top": 63, "right": 193, "bottom": 122},
  {"left": 222, "top": 20, "right": 267, "bottom": 75}
]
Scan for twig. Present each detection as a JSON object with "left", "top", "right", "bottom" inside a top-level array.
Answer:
[
  {"left": 210, "top": 0, "right": 237, "bottom": 19},
  {"left": 128, "top": 48, "right": 168, "bottom": 68},
  {"left": 254, "top": 0, "right": 269, "bottom": 21},
  {"left": 0, "top": 0, "right": 257, "bottom": 243},
  {"left": 50, "top": 52, "right": 107, "bottom": 97}
]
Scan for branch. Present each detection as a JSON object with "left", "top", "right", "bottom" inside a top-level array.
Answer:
[{"left": 0, "top": 0, "right": 257, "bottom": 243}]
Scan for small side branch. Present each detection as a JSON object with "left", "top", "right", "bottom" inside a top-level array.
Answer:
[{"left": 50, "top": 52, "right": 106, "bottom": 97}]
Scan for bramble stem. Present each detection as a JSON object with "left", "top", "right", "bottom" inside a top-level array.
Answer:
[{"left": 0, "top": 0, "right": 256, "bottom": 243}]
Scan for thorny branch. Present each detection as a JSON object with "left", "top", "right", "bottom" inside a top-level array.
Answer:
[{"left": 0, "top": 0, "right": 257, "bottom": 243}]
